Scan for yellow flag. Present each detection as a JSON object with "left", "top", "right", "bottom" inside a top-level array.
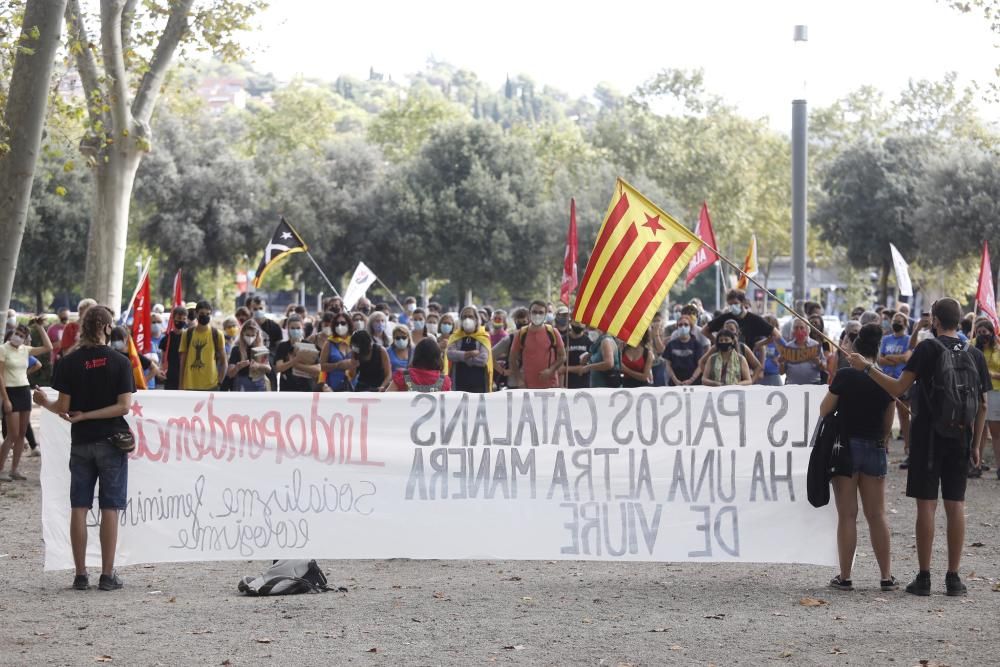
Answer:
[
  {"left": 572, "top": 179, "right": 703, "bottom": 346},
  {"left": 735, "top": 234, "right": 758, "bottom": 289}
]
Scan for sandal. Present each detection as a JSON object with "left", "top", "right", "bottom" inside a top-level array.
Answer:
[
  {"left": 829, "top": 575, "right": 853, "bottom": 591},
  {"left": 880, "top": 576, "right": 899, "bottom": 591}
]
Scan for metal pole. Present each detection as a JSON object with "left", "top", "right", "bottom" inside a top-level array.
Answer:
[
  {"left": 791, "top": 25, "right": 808, "bottom": 305},
  {"left": 304, "top": 250, "right": 342, "bottom": 299}
]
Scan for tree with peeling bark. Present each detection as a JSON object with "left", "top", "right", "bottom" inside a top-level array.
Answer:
[
  {"left": 63, "top": 0, "right": 263, "bottom": 312},
  {"left": 0, "top": 0, "right": 68, "bottom": 315}
]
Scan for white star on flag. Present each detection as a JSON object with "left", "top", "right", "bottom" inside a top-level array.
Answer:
[{"left": 280, "top": 232, "right": 292, "bottom": 240}]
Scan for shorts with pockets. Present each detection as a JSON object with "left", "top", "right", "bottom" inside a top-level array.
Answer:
[
  {"left": 69, "top": 440, "right": 128, "bottom": 510},
  {"left": 905, "top": 433, "right": 968, "bottom": 502},
  {"left": 848, "top": 437, "right": 888, "bottom": 478}
]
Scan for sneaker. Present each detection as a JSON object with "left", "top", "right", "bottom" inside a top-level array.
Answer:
[
  {"left": 29, "top": 448, "right": 40, "bottom": 458},
  {"left": 98, "top": 573, "right": 123, "bottom": 591},
  {"left": 73, "top": 574, "right": 90, "bottom": 591},
  {"left": 829, "top": 575, "right": 853, "bottom": 591},
  {"left": 880, "top": 576, "right": 900, "bottom": 591},
  {"left": 945, "top": 572, "right": 967, "bottom": 597},
  {"left": 9, "top": 471, "right": 26, "bottom": 481},
  {"left": 968, "top": 465, "right": 982, "bottom": 479},
  {"left": 906, "top": 572, "right": 931, "bottom": 596},
  {"left": 899, "top": 457, "right": 909, "bottom": 470}
]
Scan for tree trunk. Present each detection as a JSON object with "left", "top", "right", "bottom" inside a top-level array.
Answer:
[
  {"left": 0, "top": 0, "right": 68, "bottom": 314},
  {"left": 879, "top": 260, "right": 890, "bottom": 306},
  {"left": 83, "top": 146, "right": 143, "bottom": 313}
]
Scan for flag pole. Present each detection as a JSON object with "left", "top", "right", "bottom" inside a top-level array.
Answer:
[
  {"left": 374, "top": 276, "right": 407, "bottom": 314},
  {"left": 121, "top": 257, "right": 152, "bottom": 324},
  {"left": 303, "top": 250, "right": 342, "bottom": 299}
]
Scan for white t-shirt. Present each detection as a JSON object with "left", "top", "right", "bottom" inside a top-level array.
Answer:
[{"left": 0, "top": 341, "right": 31, "bottom": 387}]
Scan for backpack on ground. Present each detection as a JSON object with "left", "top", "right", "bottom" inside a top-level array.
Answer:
[
  {"left": 923, "top": 338, "right": 981, "bottom": 441},
  {"left": 237, "top": 559, "right": 344, "bottom": 596}
]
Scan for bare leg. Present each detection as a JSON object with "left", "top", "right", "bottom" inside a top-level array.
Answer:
[
  {"left": 942, "top": 500, "right": 965, "bottom": 573},
  {"left": 0, "top": 413, "right": 15, "bottom": 471},
  {"left": 832, "top": 475, "right": 859, "bottom": 580},
  {"left": 989, "top": 421, "right": 1000, "bottom": 471},
  {"left": 859, "top": 474, "right": 891, "bottom": 580},
  {"left": 70, "top": 508, "right": 89, "bottom": 576},
  {"left": 915, "top": 499, "right": 937, "bottom": 572},
  {"left": 99, "top": 510, "right": 119, "bottom": 575},
  {"left": 897, "top": 400, "right": 910, "bottom": 455},
  {"left": 9, "top": 410, "right": 27, "bottom": 474}
]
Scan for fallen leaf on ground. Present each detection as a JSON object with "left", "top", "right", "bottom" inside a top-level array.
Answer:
[
  {"left": 582, "top": 618, "right": 592, "bottom": 624},
  {"left": 502, "top": 645, "right": 525, "bottom": 651},
  {"left": 830, "top": 647, "right": 846, "bottom": 654},
  {"left": 505, "top": 576, "right": 522, "bottom": 581},
  {"left": 970, "top": 542, "right": 985, "bottom": 547},
  {"left": 367, "top": 648, "right": 378, "bottom": 653},
  {"left": 254, "top": 638, "right": 272, "bottom": 644},
  {"left": 167, "top": 596, "right": 176, "bottom": 603},
  {"left": 772, "top": 612, "right": 788, "bottom": 617},
  {"left": 993, "top": 582, "right": 1000, "bottom": 592},
  {"left": 147, "top": 591, "right": 162, "bottom": 595},
  {"left": 432, "top": 591, "right": 447, "bottom": 599},
  {"left": 799, "top": 597, "right": 827, "bottom": 607},
  {"left": 95, "top": 657, "right": 112, "bottom": 663},
  {"left": 221, "top": 661, "right": 232, "bottom": 666},
  {"left": 669, "top": 645, "right": 683, "bottom": 651},
  {"left": 779, "top": 651, "right": 793, "bottom": 658},
  {"left": 520, "top": 596, "right": 533, "bottom": 602}
]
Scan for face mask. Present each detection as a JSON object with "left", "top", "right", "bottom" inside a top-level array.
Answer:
[
  {"left": 197, "top": 314, "right": 211, "bottom": 326},
  {"left": 678, "top": 325, "right": 691, "bottom": 336},
  {"left": 253, "top": 310, "right": 265, "bottom": 321},
  {"left": 882, "top": 320, "right": 891, "bottom": 332},
  {"left": 977, "top": 333, "right": 995, "bottom": 347},
  {"left": 728, "top": 304, "right": 742, "bottom": 316},
  {"left": 717, "top": 341, "right": 734, "bottom": 352},
  {"left": 174, "top": 319, "right": 187, "bottom": 330},
  {"left": 321, "top": 326, "right": 332, "bottom": 337},
  {"left": 530, "top": 314, "right": 546, "bottom": 327},
  {"left": 545, "top": 313, "right": 555, "bottom": 324},
  {"left": 406, "top": 303, "right": 416, "bottom": 313},
  {"left": 440, "top": 323, "right": 454, "bottom": 335},
  {"left": 151, "top": 323, "right": 162, "bottom": 337},
  {"left": 571, "top": 325, "right": 585, "bottom": 335},
  {"left": 846, "top": 332, "right": 858, "bottom": 342},
  {"left": 225, "top": 326, "right": 238, "bottom": 338},
  {"left": 289, "top": 329, "right": 303, "bottom": 340},
  {"left": 394, "top": 338, "right": 408, "bottom": 350},
  {"left": 462, "top": 318, "right": 477, "bottom": 333},
  {"left": 330, "top": 324, "right": 345, "bottom": 337},
  {"left": 243, "top": 334, "right": 256, "bottom": 345},
  {"left": 9, "top": 334, "right": 24, "bottom": 346},
  {"left": 426, "top": 323, "right": 438, "bottom": 336},
  {"left": 351, "top": 346, "right": 361, "bottom": 355},
  {"left": 555, "top": 316, "right": 568, "bottom": 327},
  {"left": 892, "top": 323, "right": 904, "bottom": 333},
  {"left": 793, "top": 330, "right": 808, "bottom": 342},
  {"left": 353, "top": 320, "right": 365, "bottom": 332},
  {"left": 515, "top": 321, "right": 527, "bottom": 330},
  {"left": 493, "top": 320, "right": 505, "bottom": 329},
  {"left": 371, "top": 322, "right": 385, "bottom": 334},
  {"left": 360, "top": 306, "right": 372, "bottom": 315},
  {"left": 587, "top": 331, "right": 599, "bottom": 343},
  {"left": 110, "top": 340, "right": 126, "bottom": 351}
]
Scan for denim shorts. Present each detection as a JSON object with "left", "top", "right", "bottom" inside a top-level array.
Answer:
[
  {"left": 849, "top": 437, "right": 888, "bottom": 478},
  {"left": 69, "top": 441, "right": 129, "bottom": 510}
]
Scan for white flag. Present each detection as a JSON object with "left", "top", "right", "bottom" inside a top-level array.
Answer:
[
  {"left": 343, "top": 261, "right": 377, "bottom": 310},
  {"left": 889, "top": 243, "right": 913, "bottom": 297}
]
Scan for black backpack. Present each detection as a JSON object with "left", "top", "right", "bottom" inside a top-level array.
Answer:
[
  {"left": 237, "top": 559, "right": 344, "bottom": 596},
  {"left": 923, "top": 338, "right": 981, "bottom": 441}
]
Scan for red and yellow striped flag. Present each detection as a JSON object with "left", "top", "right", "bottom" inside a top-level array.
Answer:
[
  {"left": 573, "top": 179, "right": 703, "bottom": 346},
  {"left": 126, "top": 332, "right": 148, "bottom": 390}
]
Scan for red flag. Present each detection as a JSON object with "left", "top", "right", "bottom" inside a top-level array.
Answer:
[
  {"left": 685, "top": 202, "right": 719, "bottom": 286},
  {"left": 166, "top": 269, "right": 183, "bottom": 334},
  {"left": 977, "top": 241, "right": 999, "bottom": 331},
  {"left": 131, "top": 269, "right": 152, "bottom": 354},
  {"left": 560, "top": 199, "right": 579, "bottom": 305}
]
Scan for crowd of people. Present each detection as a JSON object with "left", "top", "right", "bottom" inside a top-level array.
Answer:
[{"left": 1, "top": 288, "right": 996, "bottom": 595}]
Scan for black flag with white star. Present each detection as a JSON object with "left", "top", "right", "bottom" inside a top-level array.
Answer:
[{"left": 253, "top": 217, "right": 308, "bottom": 288}]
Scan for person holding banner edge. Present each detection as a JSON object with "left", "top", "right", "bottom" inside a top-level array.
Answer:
[
  {"left": 821, "top": 323, "right": 898, "bottom": 592},
  {"left": 848, "top": 298, "right": 989, "bottom": 596}
]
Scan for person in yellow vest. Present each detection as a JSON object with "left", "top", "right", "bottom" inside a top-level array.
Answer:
[
  {"left": 446, "top": 306, "right": 493, "bottom": 393},
  {"left": 179, "top": 301, "right": 226, "bottom": 391}
]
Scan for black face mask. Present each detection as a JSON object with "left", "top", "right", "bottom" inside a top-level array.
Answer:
[
  {"left": 717, "top": 341, "right": 734, "bottom": 352},
  {"left": 174, "top": 320, "right": 187, "bottom": 330},
  {"left": 555, "top": 316, "right": 568, "bottom": 327},
  {"left": 515, "top": 321, "right": 527, "bottom": 330},
  {"left": 197, "top": 314, "right": 211, "bottom": 326},
  {"left": 977, "top": 333, "right": 994, "bottom": 348},
  {"left": 571, "top": 325, "right": 585, "bottom": 335},
  {"left": 846, "top": 332, "right": 858, "bottom": 342},
  {"left": 892, "top": 323, "right": 905, "bottom": 333}
]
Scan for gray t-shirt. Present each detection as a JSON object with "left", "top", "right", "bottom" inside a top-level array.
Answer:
[{"left": 782, "top": 338, "right": 823, "bottom": 385}]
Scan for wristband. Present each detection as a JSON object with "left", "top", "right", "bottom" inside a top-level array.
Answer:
[{"left": 864, "top": 363, "right": 873, "bottom": 376}]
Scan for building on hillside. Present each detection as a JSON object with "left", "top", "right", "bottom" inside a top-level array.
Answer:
[{"left": 197, "top": 77, "right": 248, "bottom": 113}]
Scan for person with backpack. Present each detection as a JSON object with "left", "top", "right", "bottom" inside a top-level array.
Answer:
[
  {"left": 848, "top": 298, "right": 990, "bottom": 596},
  {"left": 580, "top": 328, "right": 622, "bottom": 389},
  {"left": 509, "top": 300, "right": 566, "bottom": 390},
  {"left": 179, "top": 301, "right": 227, "bottom": 391},
  {"left": 387, "top": 338, "right": 452, "bottom": 392},
  {"left": 820, "top": 324, "right": 898, "bottom": 593}
]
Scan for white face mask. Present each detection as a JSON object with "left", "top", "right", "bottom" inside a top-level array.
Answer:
[
  {"left": 462, "top": 318, "right": 477, "bottom": 333},
  {"left": 394, "top": 338, "right": 408, "bottom": 350},
  {"left": 587, "top": 331, "right": 599, "bottom": 343},
  {"left": 243, "top": 334, "right": 256, "bottom": 345},
  {"left": 322, "top": 327, "right": 333, "bottom": 337},
  {"left": 678, "top": 325, "right": 691, "bottom": 337},
  {"left": 353, "top": 320, "right": 365, "bottom": 332},
  {"left": 411, "top": 319, "right": 425, "bottom": 330},
  {"left": 530, "top": 314, "right": 546, "bottom": 327},
  {"left": 406, "top": 303, "right": 416, "bottom": 313},
  {"left": 289, "top": 329, "right": 303, "bottom": 340},
  {"left": 426, "top": 323, "right": 438, "bottom": 336},
  {"left": 111, "top": 340, "right": 126, "bottom": 351},
  {"left": 728, "top": 303, "right": 743, "bottom": 316},
  {"left": 335, "top": 324, "right": 349, "bottom": 336},
  {"left": 9, "top": 334, "right": 24, "bottom": 346}
]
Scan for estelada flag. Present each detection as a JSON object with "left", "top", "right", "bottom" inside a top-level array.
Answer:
[
  {"left": 735, "top": 234, "right": 758, "bottom": 289},
  {"left": 977, "top": 240, "right": 999, "bottom": 332},
  {"left": 685, "top": 202, "right": 718, "bottom": 286},
  {"left": 130, "top": 267, "right": 152, "bottom": 353},
  {"left": 560, "top": 198, "right": 579, "bottom": 306},
  {"left": 573, "top": 178, "right": 703, "bottom": 346},
  {"left": 126, "top": 332, "right": 147, "bottom": 390},
  {"left": 253, "top": 217, "right": 307, "bottom": 288}
]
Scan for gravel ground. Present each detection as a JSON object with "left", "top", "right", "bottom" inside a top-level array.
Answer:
[{"left": 1, "top": 416, "right": 998, "bottom": 667}]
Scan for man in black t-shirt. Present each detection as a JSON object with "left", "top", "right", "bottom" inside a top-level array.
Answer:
[
  {"left": 849, "top": 298, "right": 988, "bottom": 597},
  {"left": 34, "top": 305, "right": 135, "bottom": 592},
  {"left": 563, "top": 322, "right": 591, "bottom": 389},
  {"left": 702, "top": 288, "right": 780, "bottom": 349},
  {"left": 158, "top": 306, "right": 188, "bottom": 389}
]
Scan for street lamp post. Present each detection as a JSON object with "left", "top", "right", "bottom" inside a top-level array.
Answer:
[{"left": 791, "top": 25, "right": 808, "bottom": 305}]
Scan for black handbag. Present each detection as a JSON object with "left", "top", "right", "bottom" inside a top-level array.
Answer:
[{"left": 108, "top": 430, "right": 136, "bottom": 453}]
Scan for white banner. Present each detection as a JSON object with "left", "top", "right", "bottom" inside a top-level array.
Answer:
[
  {"left": 342, "top": 261, "right": 377, "bottom": 310},
  {"left": 889, "top": 243, "right": 913, "bottom": 297},
  {"left": 40, "top": 386, "right": 837, "bottom": 570}
]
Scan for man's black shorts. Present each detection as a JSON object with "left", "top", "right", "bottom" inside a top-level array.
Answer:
[{"left": 905, "top": 433, "right": 968, "bottom": 502}]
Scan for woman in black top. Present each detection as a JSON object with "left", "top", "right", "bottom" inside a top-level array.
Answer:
[
  {"left": 350, "top": 330, "right": 390, "bottom": 392},
  {"left": 226, "top": 321, "right": 270, "bottom": 392},
  {"left": 819, "top": 323, "right": 896, "bottom": 592}
]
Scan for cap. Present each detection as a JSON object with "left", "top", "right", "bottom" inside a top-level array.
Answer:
[{"left": 555, "top": 305, "right": 570, "bottom": 315}]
